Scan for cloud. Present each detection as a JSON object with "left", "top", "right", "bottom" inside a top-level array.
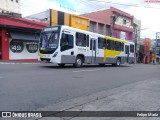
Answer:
[
  {"left": 21, "top": 0, "right": 61, "bottom": 16},
  {"left": 21, "top": 0, "right": 160, "bottom": 39},
  {"left": 121, "top": 5, "right": 160, "bottom": 39}
]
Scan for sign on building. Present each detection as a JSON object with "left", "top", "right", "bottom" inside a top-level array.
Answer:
[
  {"left": 120, "top": 31, "right": 126, "bottom": 40},
  {"left": 156, "top": 32, "right": 160, "bottom": 39}
]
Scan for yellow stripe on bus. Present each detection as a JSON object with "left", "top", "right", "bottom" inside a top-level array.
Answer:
[
  {"left": 106, "top": 50, "right": 121, "bottom": 57},
  {"left": 103, "top": 49, "right": 121, "bottom": 61},
  {"left": 103, "top": 49, "right": 107, "bottom": 62}
]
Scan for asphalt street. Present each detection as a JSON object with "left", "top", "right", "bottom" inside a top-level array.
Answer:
[{"left": 0, "top": 63, "right": 160, "bottom": 112}]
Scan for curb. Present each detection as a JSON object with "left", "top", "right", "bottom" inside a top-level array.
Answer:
[{"left": 0, "top": 62, "right": 40, "bottom": 64}]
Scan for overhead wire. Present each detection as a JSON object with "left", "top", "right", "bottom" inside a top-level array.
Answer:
[
  {"left": 84, "top": 0, "right": 160, "bottom": 10},
  {"left": 20, "top": 0, "right": 160, "bottom": 16},
  {"left": 19, "top": 0, "right": 106, "bottom": 14}
]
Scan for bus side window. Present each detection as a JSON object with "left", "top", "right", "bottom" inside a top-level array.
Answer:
[
  {"left": 60, "top": 33, "right": 73, "bottom": 51},
  {"left": 111, "top": 40, "right": 115, "bottom": 50},
  {"left": 115, "top": 41, "right": 121, "bottom": 51},
  {"left": 76, "top": 32, "right": 86, "bottom": 47},
  {"left": 106, "top": 40, "right": 111, "bottom": 50},
  {"left": 98, "top": 37, "right": 106, "bottom": 49}
]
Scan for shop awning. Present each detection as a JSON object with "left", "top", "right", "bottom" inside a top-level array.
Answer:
[{"left": 9, "top": 31, "right": 40, "bottom": 41}]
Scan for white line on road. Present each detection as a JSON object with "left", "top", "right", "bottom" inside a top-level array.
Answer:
[{"left": 73, "top": 69, "right": 101, "bottom": 73}]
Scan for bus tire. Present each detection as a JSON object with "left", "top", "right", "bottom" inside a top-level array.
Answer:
[
  {"left": 75, "top": 56, "right": 83, "bottom": 68},
  {"left": 116, "top": 58, "right": 121, "bottom": 66},
  {"left": 58, "top": 64, "right": 65, "bottom": 67}
]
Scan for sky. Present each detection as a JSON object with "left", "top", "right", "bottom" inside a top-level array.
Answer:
[{"left": 20, "top": 0, "right": 160, "bottom": 39}]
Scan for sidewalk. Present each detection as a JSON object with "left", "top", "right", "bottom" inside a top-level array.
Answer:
[
  {"left": 0, "top": 60, "right": 39, "bottom": 64},
  {"left": 30, "top": 77, "right": 160, "bottom": 120}
]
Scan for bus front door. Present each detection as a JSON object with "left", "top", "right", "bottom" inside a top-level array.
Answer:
[
  {"left": 125, "top": 45, "right": 130, "bottom": 63},
  {"left": 90, "top": 39, "right": 97, "bottom": 63}
]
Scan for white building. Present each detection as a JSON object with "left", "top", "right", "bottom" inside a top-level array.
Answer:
[
  {"left": 0, "top": 0, "right": 21, "bottom": 15},
  {"left": 133, "top": 17, "right": 141, "bottom": 51}
]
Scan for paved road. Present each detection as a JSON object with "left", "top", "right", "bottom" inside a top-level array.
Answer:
[{"left": 0, "top": 63, "right": 159, "bottom": 111}]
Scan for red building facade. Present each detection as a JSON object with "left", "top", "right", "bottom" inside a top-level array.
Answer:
[
  {"left": 143, "top": 38, "right": 151, "bottom": 64},
  {"left": 0, "top": 15, "right": 48, "bottom": 61},
  {"left": 83, "top": 7, "right": 134, "bottom": 41}
]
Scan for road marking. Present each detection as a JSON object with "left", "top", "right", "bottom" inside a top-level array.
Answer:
[{"left": 73, "top": 69, "right": 101, "bottom": 73}]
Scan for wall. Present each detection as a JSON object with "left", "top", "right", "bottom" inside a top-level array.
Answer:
[
  {"left": 0, "top": 29, "right": 9, "bottom": 60},
  {"left": 82, "top": 9, "right": 112, "bottom": 25},
  {"left": 115, "top": 16, "right": 132, "bottom": 28},
  {"left": 9, "top": 39, "right": 38, "bottom": 60},
  {"left": 82, "top": 7, "right": 134, "bottom": 40},
  {"left": 0, "top": 0, "right": 21, "bottom": 14},
  {"left": 25, "top": 10, "right": 50, "bottom": 24}
]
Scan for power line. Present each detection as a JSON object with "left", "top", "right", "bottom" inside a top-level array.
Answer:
[
  {"left": 84, "top": 0, "right": 160, "bottom": 9},
  {"left": 20, "top": 0, "right": 106, "bottom": 14}
]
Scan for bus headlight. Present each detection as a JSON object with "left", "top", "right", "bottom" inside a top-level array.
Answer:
[{"left": 53, "top": 52, "right": 58, "bottom": 57}]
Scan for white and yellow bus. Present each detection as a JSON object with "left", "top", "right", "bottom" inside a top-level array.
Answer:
[{"left": 38, "top": 25, "right": 135, "bottom": 67}]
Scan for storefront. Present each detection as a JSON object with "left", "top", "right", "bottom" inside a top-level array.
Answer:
[{"left": 0, "top": 16, "right": 48, "bottom": 61}]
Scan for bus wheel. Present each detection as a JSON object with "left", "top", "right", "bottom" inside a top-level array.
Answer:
[
  {"left": 116, "top": 58, "right": 121, "bottom": 66},
  {"left": 75, "top": 56, "right": 83, "bottom": 68},
  {"left": 58, "top": 64, "right": 65, "bottom": 67}
]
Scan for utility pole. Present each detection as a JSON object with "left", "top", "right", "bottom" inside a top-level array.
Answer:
[
  {"left": 156, "top": 32, "right": 160, "bottom": 64},
  {"left": 134, "top": 29, "right": 138, "bottom": 64},
  {"left": 134, "top": 28, "right": 148, "bottom": 64}
]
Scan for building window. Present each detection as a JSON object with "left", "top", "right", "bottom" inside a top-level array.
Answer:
[
  {"left": 16, "top": 0, "right": 19, "bottom": 3},
  {"left": 76, "top": 32, "right": 87, "bottom": 47},
  {"left": 123, "top": 19, "right": 127, "bottom": 25},
  {"left": 89, "top": 22, "right": 95, "bottom": 32},
  {"left": 106, "top": 25, "right": 111, "bottom": 36},
  {"left": 98, "top": 24, "right": 103, "bottom": 34}
]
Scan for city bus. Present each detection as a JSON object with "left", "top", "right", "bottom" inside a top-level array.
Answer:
[{"left": 38, "top": 25, "right": 135, "bottom": 67}]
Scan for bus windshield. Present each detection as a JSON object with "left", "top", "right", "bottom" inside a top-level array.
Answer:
[{"left": 39, "top": 31, "right": 59, "bottom": 50}]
